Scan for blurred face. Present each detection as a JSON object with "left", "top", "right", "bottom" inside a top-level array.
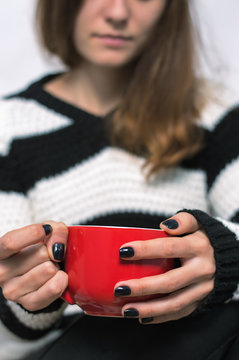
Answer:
[{"left": 73, "top": 0, "right": 167, "bottom": 68}]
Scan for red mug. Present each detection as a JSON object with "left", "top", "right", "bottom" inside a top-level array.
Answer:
[{"left": 62, "top": 225, "right": 174, "bottom": 317}]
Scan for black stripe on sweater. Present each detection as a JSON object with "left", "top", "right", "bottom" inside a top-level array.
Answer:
[
  {"left": 0, "top": 289, "right": 61, "bottom": 340},
  {"left": 230, "top": 211, "right": 239, "bottom": 224},
  {"left": 82, "top": 212, "right": 170, "bottom": 229},
  {"left": 0, "top": 155, "right": 22, "bottom": 192},
  {"left": 4, "top": 75, "right": 239, "bottom": 194},
  {"left": 0, "top": 118, "right": 108, "bottom": 193},
  {"left": 182, "top": 107, "right": 239, "bottom": 190},
  {"left": 6, "top": 73, "right": 102, "bottom": 126},
  {"left": 206, "top": 106, "right": 239, "bottom": 189}
]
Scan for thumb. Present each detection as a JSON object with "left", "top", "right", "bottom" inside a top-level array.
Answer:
[
  {"left": 42, "top": 221, "right": 68, "bottom": 262},
  {"left": 160, "top": 212, "right": 199, "bottom": 236}
]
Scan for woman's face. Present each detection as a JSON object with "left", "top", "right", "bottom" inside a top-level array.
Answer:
[{"left": 73, "top": 0, "right": 167, "bottom": 68}]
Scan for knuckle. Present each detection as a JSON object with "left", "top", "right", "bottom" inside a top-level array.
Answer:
[
  {"left": 171, "top": 299, "right": 184, "bottom": 313},
  {"left": 20, "top": 294, "right": 44, "bottom": 312},
  {"left": 203, "top": 262, "right": 216, "bottom": 278},
  {"left": 38, "top": 245, "right": 49, "bottom": 262},
  {"left": 173, "top": 308, "right": 190, "bottom": 320},
  {"left": 136, "top": 241, "right": 147, "bottom": 258},
  {"left": 55, "top": 222, "right": 68, "bottom": 237},
  {"left": 43, "top": 261, "right": 58, "bottom": 277},
  {"left": 204, "top": 280, "right": 214, "bottom": 295},
  {"left": 2, "top": 285, "right": 18, "bottom": 302},
  {"left": 21, "top": 299, "right": 38, "bottom": 312},
  {"left": 48, "top": 279, "right": 63, "bottom": 297},
  {"left": 163, "top": 240, "right": 175, "bottom": 258},
  {"left": 179, "top": 213, "right": 198, "bottom": 229},
  {"left": 57, "top": 221, "right": 67, "bottom": 230},
  {"left": 167, "top": 277, "right": 179, "bottom": 292},
  {"left": 29, "top": 224, "right": 42, "bottom": 240},
  {"left": 136, "top": 278, "right": 149, "bottom": 296},
  {"left": 1, "top": 232, "right": 17, "bottom": 253},
  {"left": 193, "top": 237, "right": 210, "bottom": 255},
  {"left": 0, "top": 266, "right": 7, "bottom": 284},
  {"left": 60, "top": 271, "right": 68, "bottom": 287}
]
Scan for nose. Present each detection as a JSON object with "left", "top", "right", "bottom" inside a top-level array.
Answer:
[{"left": 103, "top": 0, "right": 130, "bottom": 28}]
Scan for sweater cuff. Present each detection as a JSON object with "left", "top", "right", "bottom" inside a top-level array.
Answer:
[
  {"left": 178, "top": 209, "right": 239, "bottom": 311},
  {"left": 0, "top": 288, "right": 67, "bottom": 340}
]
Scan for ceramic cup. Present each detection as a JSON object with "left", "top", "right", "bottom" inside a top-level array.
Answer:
[{"left": 62, "top": 225, "right": 174, "bottom": 317}]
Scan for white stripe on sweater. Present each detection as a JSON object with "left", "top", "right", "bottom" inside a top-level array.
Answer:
[
  {"left": 209, "top": 157, "right": 239, "bottom": 220},
  {"left": 216, "top": 218, "right": 239, "bottom": 241},
  {"left": 7, "top": 301, "right": 67, "bottom": 331},
  {"left": 0, "top": 192, "right": 32, "bottom": 236},
  {"left": 28, "top": 147, "right": 209, "bottom": 224},
  {"left": 0, "top": 98, "right": 72, "bottom": 155},
  {"left": 0, "top": 320, "right": 62, "bottom": 360},
  {"left": 200, "top": 88, "right": 238, "bottom": 131}
]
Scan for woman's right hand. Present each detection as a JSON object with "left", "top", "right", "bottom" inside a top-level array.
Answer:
[{"left": 0, "top": 222, "right": 68, "bottom": 311}]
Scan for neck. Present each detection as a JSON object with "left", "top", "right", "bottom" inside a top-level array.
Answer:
[{"left": 47, "top": 62, "right": 133, "bottom": 116}]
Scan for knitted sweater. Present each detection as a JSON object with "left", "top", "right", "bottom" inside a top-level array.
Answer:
[{"left": 0, "top": 73, "right": 239, "bottom": 341}]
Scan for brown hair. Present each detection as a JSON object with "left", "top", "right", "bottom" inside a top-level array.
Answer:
[{"left": 35, "top": 0, "right": 207, "bottom": 177}]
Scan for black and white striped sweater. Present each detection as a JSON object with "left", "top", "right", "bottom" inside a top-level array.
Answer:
[{"left": 0, "top": 73, "right": 239, "bottom": 341}]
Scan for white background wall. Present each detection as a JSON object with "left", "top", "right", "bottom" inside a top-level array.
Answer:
[{"left": 0, "top": 0, "right": 239, "bottom": 99}]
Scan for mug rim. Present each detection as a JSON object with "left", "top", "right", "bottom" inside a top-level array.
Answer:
[{"left": 68, "top": 225, "right": 165, "bottom": 231}]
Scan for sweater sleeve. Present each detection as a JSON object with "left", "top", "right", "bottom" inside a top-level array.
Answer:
[
  {"left": 178, "top": 209, "right": 239, "bottom": 311},
  {"left": 180, "top": 105, "right": 239, "bottom": 311},
  {"left": 0, "top": 105, "right": 66, "bottom": 340}
]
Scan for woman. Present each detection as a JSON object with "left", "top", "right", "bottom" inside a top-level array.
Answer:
[{"left": 0, "top": 0, "right": 239, "bottom": 359}]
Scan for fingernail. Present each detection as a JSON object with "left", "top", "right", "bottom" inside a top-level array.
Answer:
[
  {"left": 52, "top": 243, "right": 65, "bottom": 261},
  {"left": 162, "top": 219, "right": 178, "bottom": 229},
  {"left": 43, "top": 224, "right": 52, "bottom": 236},
  {"left": 114, "top": 286, "right": 131, "bottom": 296},
  {"left": 119, "top": 247, "right": 134, "bottom": 258},
  {"left": 141, "top": 317, "right": 154, "bottom": 324},
  {"left": 124, "top": 308, "right": 139, "bottom": 317}
]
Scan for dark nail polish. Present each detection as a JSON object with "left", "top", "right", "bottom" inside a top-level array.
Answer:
[
  {"left": 43, "top": 224, "right": 52, "bottom": 236},
  {"left": 141, "top": 317, "right": 154, "bottom": 324},
  {"left": 114, "top": 286, "right": 131, "bottom": 297},
  {"left": 162, "top": 219, "right": 179, "bottom": 229},
  {"left": 124, "top": 308, "right": 139, "bottom": 317},
  {"left": 119, "top": 247, "right": 135, "bottom": 258},
  {"left": 52, "top": 243, "right": 65, "bottom": 261}
]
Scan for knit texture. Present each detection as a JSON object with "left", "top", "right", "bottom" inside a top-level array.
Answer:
[
  {"left": 178, "top": 209, "right": 239, "bottom": 311},
  {"left": 0, "top": 73, "right": 239, "bottom": 339}
]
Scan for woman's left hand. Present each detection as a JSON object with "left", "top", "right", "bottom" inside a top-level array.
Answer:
[{"left": 114, "top": 212, "right": 216, "bottom": 324}]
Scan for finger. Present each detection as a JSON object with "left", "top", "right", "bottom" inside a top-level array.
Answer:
[
  {"left": 0, "top": 243, "right": 49, "bottom": 283},
  {"left": 121, "top": 279, "right": 214, "bottom": 320},
  {"left": 2, "top": 261, "right": 59, "bottom": 302},
  {"left": 114, "top": 261, "right": 212, "bottom": 298},
  {"left": 18, "top": 270, "right": 68, "bottom": 312},
  {"left": 0, "top": 223, "right": 52, "bottom": 260},
  {"left": 160, "top": 212, "right": 199, "bottom": 236},
  {"left": 139, "top": 303, "right": 197, "bottom": 325},
  {"left": 119, "top": 235, "right": 195, "bottom": 260},
  {"left": 44, "top": 221, "right": 68, "bottom": 262}
]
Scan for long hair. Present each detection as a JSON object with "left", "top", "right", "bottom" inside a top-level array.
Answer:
[{"left": 35, "top": 0, "right": 207, "bottom": 177}]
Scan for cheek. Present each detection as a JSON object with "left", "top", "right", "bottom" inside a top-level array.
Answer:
[
  {"left": 73, "top": 17, "right": 89, "bottom": 55},
  {"left": 135, "top": 18, "right": 159, "bottom": 47},
  {"left": 135, "top": 2, "right": 166, "bottom": 41},
  {"left": 73, "top": 3, "right": 95, "bottom": 52}
]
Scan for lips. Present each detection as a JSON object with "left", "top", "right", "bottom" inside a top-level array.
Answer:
[
  {"left": 93, "top": 33, "right": 133, "bottom": 47},
  {"left": 94, "top": 33, "right": 133, "bottom": 40}
]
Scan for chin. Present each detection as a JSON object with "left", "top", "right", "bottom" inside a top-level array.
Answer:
[
  {"left": 91, "top": 56, "right": 137, "bottom": 68},
  {"left": 85, "top": 50, "right": 138, "bottom": 68}
]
